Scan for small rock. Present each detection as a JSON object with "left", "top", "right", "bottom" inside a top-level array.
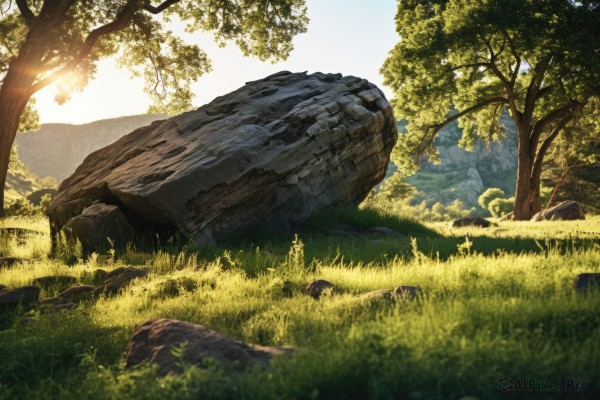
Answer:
[
  {"left": 574, "top": 273, "right": 600, "bottom": 293},
  {"left": 531, "top": 201, "right": 585, "bottom": 221},
  {"left": 448, "top": 217, "right": 491, "bottom": 228},
  {"left": 393, "top": 285, "right": 423, "bottom": 300},
  {"left": 125, "top": 318, "right": 294, "bottom": 376},
  {"left": 39, "top": 296, "right": 65, "bottom": 306},
  {"left": 0, "top": 286, "right": 40, "bottom": 308},
  {"left": 95, "top": 267, "right": 148, "bottom": 296},
  {"left": 0, "top": 284, "right": 6, "bottom": 292},
  {"left": 304, "top": 279, "right": 334, "bottom": 299},
  {"left": 58, "top": 285, "right": 94, "bottom": 303},
  {"left": 32, "top": 275, "right": 77, "bottom": 288}
]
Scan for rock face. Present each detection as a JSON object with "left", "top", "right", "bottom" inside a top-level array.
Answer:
[
  {"left": 531, "top": 201, "right": 585, "bottom": 221},
  {"left": 48, "top": 71, "right": 397, "bottom": 247},
  {"left": 125, "top": 319, "right": 294, "bottom": 375}
]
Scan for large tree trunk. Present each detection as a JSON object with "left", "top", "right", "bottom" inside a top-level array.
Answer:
[
  {"left": 0, "top": 95, "right": 28, "bottom": 217},
  {"left": 513, "top": 124, "right": 541, "bottom": 220}
]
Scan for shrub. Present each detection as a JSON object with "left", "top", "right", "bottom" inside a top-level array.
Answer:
[
  {"left": 488, "top": 197, "right": 514, "bottom": 218},
  {"left": 478, "top": 188, "right": 506, "bottom": 210}
]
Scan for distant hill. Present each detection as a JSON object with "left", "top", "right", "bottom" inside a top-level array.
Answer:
[{"left": 15, "top": 114, "right": 168, "bottom": 182}]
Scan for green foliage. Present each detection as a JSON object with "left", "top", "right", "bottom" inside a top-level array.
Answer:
[
  {"left": 382, "top": 0, "right": 600, "bottom": 215},
  {"left": 488, "top": 197, "right": 514, "bottom": 218},
  {"left": 0, "top": 0, "right": 309, "bottom": 115},
  {"left": 478, "top": 188, "right": 505, "bottom": 210}
]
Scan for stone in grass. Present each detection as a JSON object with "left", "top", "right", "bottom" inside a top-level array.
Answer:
[
  {"left": 58, "top": 285, "right": 95, "bottom": 303},
  {"left": 94, "top": 266, "right": 149, "bottom": 296},
  {"left": 359, "top": 289, "right": 394, "bottom": 301},
  {"left": 448, "top": 217, "right": 491, "bottom": 228},
  {"left": 531, "top": 200, "right": 585, "bottom": 222},
  {"left": 393, "top": 285, "right": 423, "bottom": 300},
  {"left": 574, "top": 273, "right": 600, "bottom": 293},
  {"left": 0, "top": 284, "right": 6, "bottom": 292},
  {"left": 125, "top": 319, "right": 294, "bottom": 376},
  {"left": 32, "top": 275, "right": 77, "bottom": 288},
  {"left": 0, "top": 286, "right": 40, "bottom": 308},
  {"left": 304, "top": 279, "right": 334, "bottom": 299}
]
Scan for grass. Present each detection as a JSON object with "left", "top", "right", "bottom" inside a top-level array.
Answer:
[{"left": 1, "top": 209, "right": 599, "bottom": 399}]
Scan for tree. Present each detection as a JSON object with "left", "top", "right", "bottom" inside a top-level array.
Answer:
[
  {"left": 0, "top": 0, "right": 308, "bottom": 215},
  {"left": 382, "top": 0, "right": 600, "bottom": 220}
]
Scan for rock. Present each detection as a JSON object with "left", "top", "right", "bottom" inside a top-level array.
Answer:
[
  {"left": 531, "top": 201, "right": 585, "bottom": 222},
  {"left": 26, "top": 188, "right": 57, "bottom": 206},
  {"left": 304, "top": 279, "right": 335, "bottom": 299},
  {"left": 125, "top": 318, "right": 294, "bottom": 375},
  {"left": 95, "top": 266, "right": 148, "bottom": 296},
  {"left": 58, "top": 285, "right": 95, "bottom": 303},
  {"left": 0, "top": 284, "right": 6, "bottom": 291},
  {"left": 48, "top": 71, "right": 397, "bottom": 250},
  {"left": 0, "top": 286, "right": 40, "bottom": 308},
  {"left": 32, "top": 275, "right": 77, "bottom": 288},
  {"left": 393, "top": 285, "right": 422, "bottom": 300},
  {"left": 39, "top": 296, "right": 65, "bottom": 306},
  {"left": 61, "top": 203, "right": 134, "bottom": 251},
  {"left": 0, "top": 257, "right": 24, "bottom": 268},
  {"left": 574, "top": 273, "right": 600, "bottom": 293},
  {"left": 448, "top": 217, "right": 491, "bottom": 228}
]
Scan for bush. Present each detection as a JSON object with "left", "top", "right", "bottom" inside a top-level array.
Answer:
[
  {"left": 488, "top": 197, "right": 514, "bottom": 218},
  {"left": 478, "top": 188, "right": 505, "bottom": 210}
]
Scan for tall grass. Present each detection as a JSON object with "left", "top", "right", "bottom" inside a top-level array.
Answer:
[{"left": 0, "top": 213, "right": 599, "bottom": 399}]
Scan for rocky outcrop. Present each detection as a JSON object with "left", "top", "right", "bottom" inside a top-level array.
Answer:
[
  {"left": 531, "top": 201, "right": 585, "bottom": 221},
  {"left": 125, "top": 319, "right": 294, "bottom": 375},
  {"left": 48, "top": 71, "right": 397, "bottom": 248}
]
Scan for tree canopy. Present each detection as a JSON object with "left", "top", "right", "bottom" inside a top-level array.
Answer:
[
  {"left": 0, "top": 0, "right": 308, "bottom": 123},
  {"left": 0, "top": 0, "right": 308, "bottom": 213},
  {"left": 382, "top": 0, "right": 600, "bottom": 219}
]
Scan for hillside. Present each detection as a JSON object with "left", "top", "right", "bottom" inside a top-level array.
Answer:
[{"left": 14, "top": 114, "right": 168, "bottom": 182}]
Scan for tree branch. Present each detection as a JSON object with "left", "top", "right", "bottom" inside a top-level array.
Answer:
[
  {"left": 143, "top": 0, "right": 181, "bottom": 14},
  {"left": 29, "top": 1, "right": 141, "bottom": 94},
  {"left": 15, "top": 0, "right": 35, "bottom": 26},
  {"left": 532, "top": 114, "right": 572, "bottom": 182},
  {"left": 429, "top": 97, "right": 509, "bottom": 134}
]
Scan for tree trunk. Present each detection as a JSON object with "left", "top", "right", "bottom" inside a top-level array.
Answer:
[
  {"left": 0, "top": 96, "right": 27, "bottom": 217},
  {"left": 513, "top": 124, "right": 541, "bottom": 220}
]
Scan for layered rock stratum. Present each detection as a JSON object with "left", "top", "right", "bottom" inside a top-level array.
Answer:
[{"left": 48, "top": 71, "right": 397, "bottom": 248}]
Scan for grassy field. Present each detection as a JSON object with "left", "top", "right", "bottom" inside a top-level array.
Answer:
[{"left": 1, "top": 211, "right": 599, "bottom": 399}]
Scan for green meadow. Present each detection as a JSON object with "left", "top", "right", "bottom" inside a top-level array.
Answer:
[{"left": 1, "top": 210, "right": 599, "bottom": 399}]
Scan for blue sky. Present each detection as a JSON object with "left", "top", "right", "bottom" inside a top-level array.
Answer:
[{"left": 35, "top": 0, "right": 399, "bottom": 124}]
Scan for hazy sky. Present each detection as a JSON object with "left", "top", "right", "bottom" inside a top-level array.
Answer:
[{"left": 34, "top": 0, "right": 399, "bottom": 124}]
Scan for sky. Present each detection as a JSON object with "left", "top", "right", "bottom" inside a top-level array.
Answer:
[{"left": 34, "top": 0, "right": 399, "bottom": 125}]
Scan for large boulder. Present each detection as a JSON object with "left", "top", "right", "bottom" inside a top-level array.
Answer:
[
  {"left": 48, "top": 71, "right": 397, "bottom": 248},
  {"left": 125, "top": 319, "right": 294, "bottom": 375},
  {"left": 531, "top": 201, "right": 585, "bottom": 222}
]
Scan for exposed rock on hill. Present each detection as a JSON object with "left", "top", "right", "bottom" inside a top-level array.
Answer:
[{"left": 48, "top": 71, "right": 397, "bottom": 248}]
